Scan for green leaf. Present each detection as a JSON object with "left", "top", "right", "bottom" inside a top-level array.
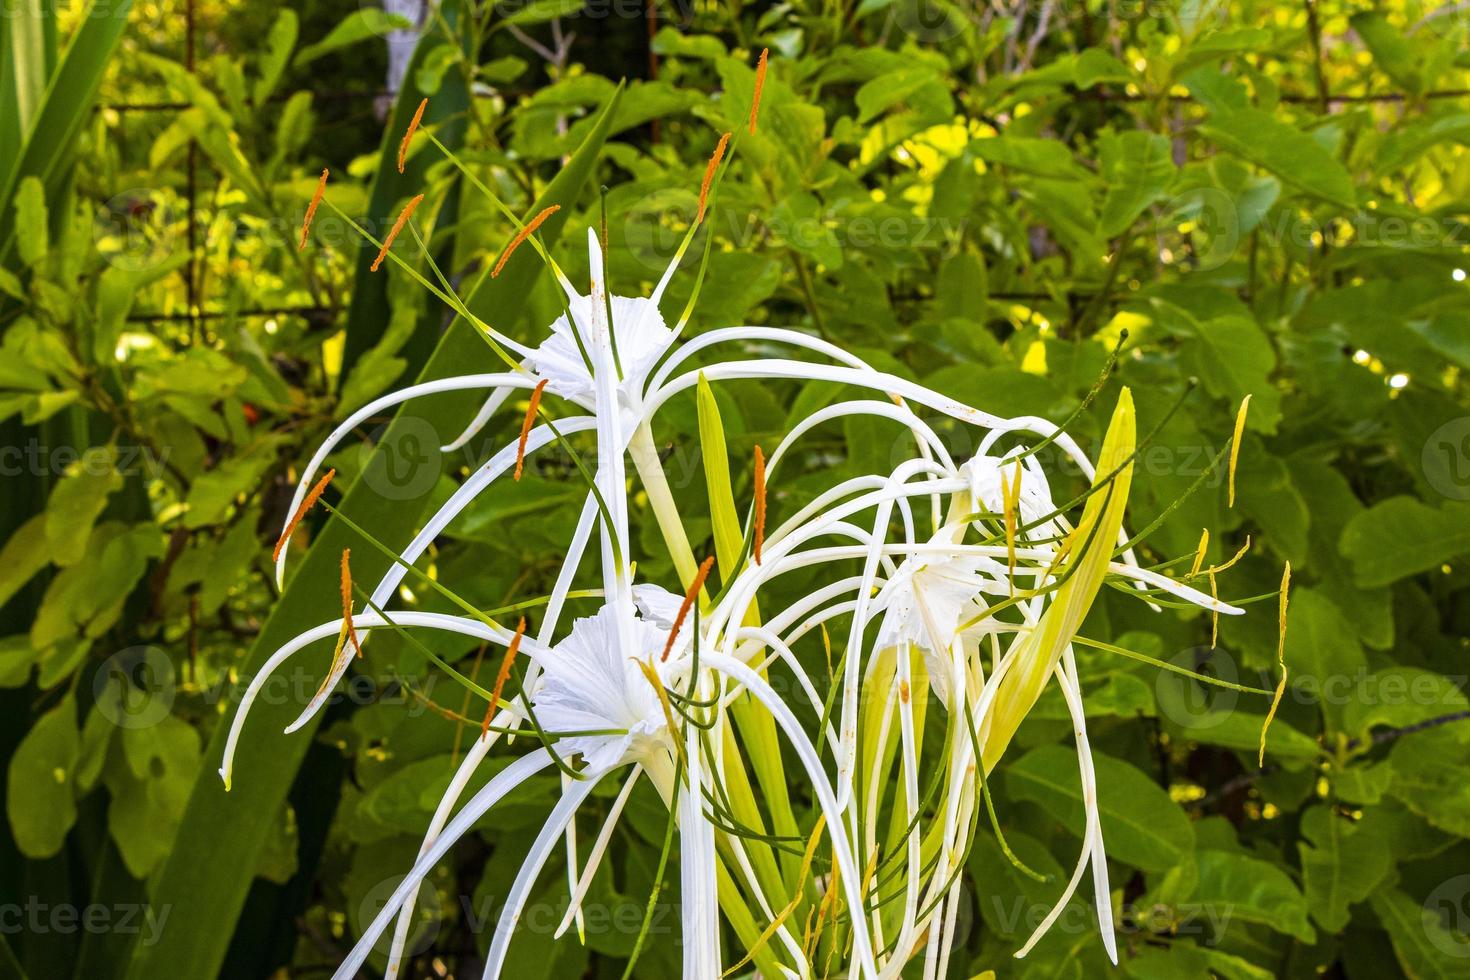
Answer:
[
  {"left": 105, "top": 717, "right": 200, "bottom": 878},
  {"left": 968, "top": 829, "right": 1071, "bottom": 939},
  {"left": 253, "top": 9, "right": 298, "bottom": 105},
  {"left": 413, "top": 44, "right": 459, "bottom": 97},
  {"left": 120, "top": 82, "right": 624, "bottom": 980},
  {"left": 697, "top": 374, "right": 747, "bottom": 585},
  {"left": 0, "top": 265, "right": 25, "bottom": 300},
  {"left": 1282, "top": 588, "right": 1363, "bottom": 729},
  {"left": 502, "top": 0, "right": 582, "bottom": 25},
  {"left": 13, "top": 175, "right": 47, "bottom": 267},
  {"left": 856, "top": 65, "right": 940, "bottom": 123},
  {"left": 1180, "top": 315, "right": 1282, "bottom": 433},
  {"left": 1343, "top": 668, "right": 1470, "bottom": 746},
  {"left": 182, "top": 437, "right": 285, "bottom": 529},
  {"left": 1370, "top": 889, "right": 1470, "bottom": 978},
  {"left": 0, "top": 514, "right": 50, "bottom": 610},
  {"left": 337, "top": 14, "right": 472, "bottom": 379},
  {"left": 1162, "top": 703, "right": 1322, "bottom": 763},
  {"left": 3, "top": 0, "right": 50, "bottom": 145},
  {"left": 970, "top": 136, "right": 1092, "bottom": 181},
  {"left": 6, "top": 694, "right": 79, "bottom": 858},
  {"left": 1073, "top": 48, "right": 1132, "bottom": 89},
  {"left": 292, "top": 9, "right": 412, "bottom": 67},
  {"left": 1339, "top": 497, "right": 1470, "bottom": 588},
  {"left": 1387, "top": 728, "right": 1470, "bottom": 838},
  {"left": 31, "top": 522, "right": 163, "bottom": 649},
  {"left": 1005, "top": 744, "right": 1194, "bottom": 872},
  {"left": 0, "top": 635, "right": 38, "bottom": 688},
  {"left": 1298, "top": 804, "right": 1393, "bottom": 932},
  {"left": 44, "top": 445, "right": 122, "bottom": 566},
  {"left": 254, "top": 802, "right": 300, "bottom": 885},
  {"left": 1375, "top": 114, "right": 1470, "bottom": 175},
  {"left": 1199, "top": 108, "right": 1356, "bottom": 209},
  {"left": 1234, "top": 445, "right": 1312, "bottom": 563},
  {"left": 1350, "top": 12, "right": 1422, "bottom": 95},
  {"left": 1189, "top": 849, "right": 1315, "bottom": 943},
  {"left": 1098, "top": 130, "right": 1174, "bottom": 237},
  {"left": 94, "top": 255, "right": 190, "bottom": 364}
]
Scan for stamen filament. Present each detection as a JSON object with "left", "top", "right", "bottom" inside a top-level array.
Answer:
[
  {"left": 1189, "top": 528, "right": 1209, "bottom": 578},
  {"left": 1003, "top": 458, "right": 1023, "bottom": 592},
  {"left": 1229, "top": 394, "right": 1250, "bottom": 507},
  {"left": 1259, "top": 562, "right": 1290, "bottom": 766}
]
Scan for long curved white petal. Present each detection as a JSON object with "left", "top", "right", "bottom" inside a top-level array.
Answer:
[
  {"left": 700, "top": 652, "right": 879, "bottom": 979},
  {"left": 367, "top": 416, "right": 596, "bottom": 610},
  {"left": 553, "top": 764, "right": 643, "bottom": 939},
  {"left": 483, "top": 769, "right": 606, "bottom": 978},
  {"left": 332, "top": 749, "right": 556, "bottom": 980},
  {"left": 274, "top": 373, "right": 529, "bottom": 588},
  {"left": 679, "top": 716, "right": 721, "bottom": 979},
  {"left": 386, "top": 728, "right": 502, "bottom": 980},
  {"left": 219, "top": 611, "right": 524, "bottom": 787},
  {"left": 1012, "top": 650, "right": 1115, "bottom": 962}
]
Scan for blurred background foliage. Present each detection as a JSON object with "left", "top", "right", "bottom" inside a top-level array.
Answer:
[{"left": 2, "top": 0, "right": 1470, "bottom": 977}]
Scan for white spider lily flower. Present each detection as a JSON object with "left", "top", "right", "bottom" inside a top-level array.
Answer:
[
  {"left": 962, "top": 449, "right": 1062, "bottom": 538},
  {"left": 526, "top": 293, "right": 673, "bottom": 406},
  {"left": 873, "top": 548, "right": 1008, "bottom": 705},
  {"left": 529, "top": 601, "right": 681, "bottom": 772},
  {"left": 874, "top": 551, "right": 1011, "bottom": 653}
]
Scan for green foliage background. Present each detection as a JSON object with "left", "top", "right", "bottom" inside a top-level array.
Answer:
[{"left": 2, "top": 0, "right": 1470, "bottom": 977}]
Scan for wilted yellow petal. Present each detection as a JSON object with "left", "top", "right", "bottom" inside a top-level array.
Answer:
[
  {"left": 1189, "top": 528, "right": 1209, "bottom": 578},
  {"left": 1258, "top": 562, "right": 1290, "bottom": 767},
  {"left": 1228, "top": 394, "right": 1250, "bottom": 508}
]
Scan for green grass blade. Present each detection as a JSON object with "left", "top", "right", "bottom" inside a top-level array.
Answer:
[{"left": 0, "top": 0, "right": 131, "bottom": 265}]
